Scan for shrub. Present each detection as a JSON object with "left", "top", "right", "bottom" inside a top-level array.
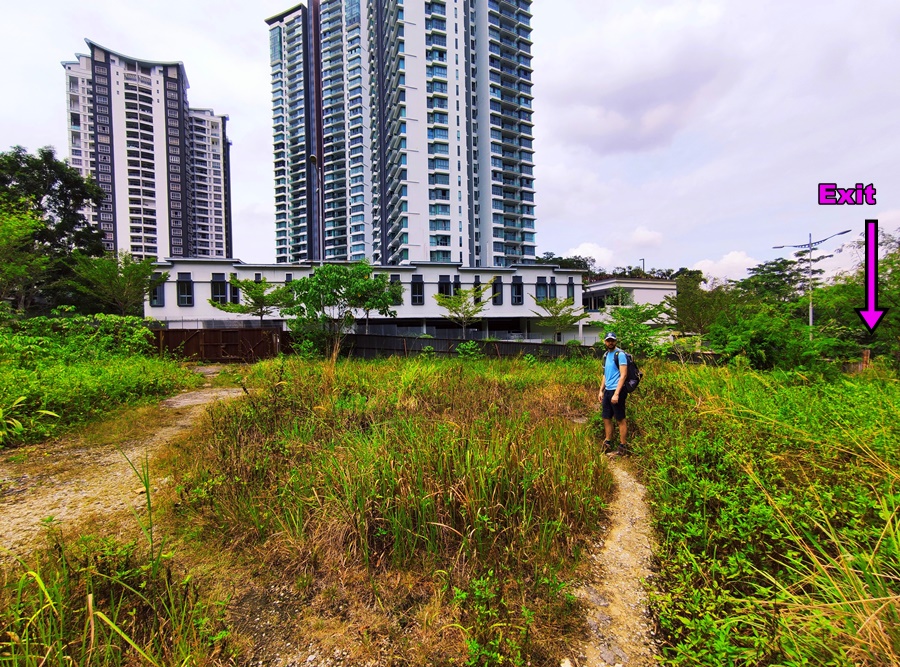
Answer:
[
  {"left": 635, "top": 362, "right": 900, "bottom": 663},
  {"left": 456, "top": 340, "right": 484, "bottom": 360},
  {"left": 0, "top": 314, "right": 199, "bottom": 446}
]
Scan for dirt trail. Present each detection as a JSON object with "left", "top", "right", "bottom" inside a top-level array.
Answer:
[
  {"left": 2, "top": 373, "right": 662, "bottom": 666},
  {"left": 563, "top": 456, "right": 661, "bottom": 667},
  {"left": 0, "top": 368, "right": 241, "bottom": 563}
]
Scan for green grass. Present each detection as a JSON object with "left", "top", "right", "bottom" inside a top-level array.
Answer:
[
  {"left": 0, "top": 315, "right": 201, "bottom": 447},
  {"left": 6, "top": 350, "right": 894, "bottom": 665},
  {"left": 634, "top": 360, "right": 900, "bottom": 665},
  {"left": 0, "top": 453, "right": 230, "bottom": 666},
  {"left": 175, "top": 355, "right": 611, "bottom": 663}
]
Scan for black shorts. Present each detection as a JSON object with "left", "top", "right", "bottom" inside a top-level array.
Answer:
[{"left": 602, "top": 389, "right": 627, "bottom": 421}]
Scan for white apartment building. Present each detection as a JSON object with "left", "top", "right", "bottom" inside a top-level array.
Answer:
[
  {"left": 266, "top": 0, "right": 536, "bottom": 268},
  {"left": 146, "top": 259, "right": 581, "bottom": 340},
  {"left": 63, "top": 40, "right": 233, "bottom": 261}
]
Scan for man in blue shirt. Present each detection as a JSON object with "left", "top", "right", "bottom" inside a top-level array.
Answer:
[{"left": 598, "top": 331, "right": 630, "bottom": 455}]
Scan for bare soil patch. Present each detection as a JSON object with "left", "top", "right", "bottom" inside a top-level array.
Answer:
[
  {"left": 563, "top": 456, "right": 661, "bottom": 667},
  {"left": 0, "top": 382, "right": 242, "bottom": 563}
]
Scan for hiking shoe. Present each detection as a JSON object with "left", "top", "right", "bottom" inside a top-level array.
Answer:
[
  {"left": 602, "top": 440, "right": 617, "bottom": 454},
  {"left": 617, "top": 443, "right": 632, "bottom": 456}
]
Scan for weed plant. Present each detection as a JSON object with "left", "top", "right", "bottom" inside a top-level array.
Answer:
[
  {"left": 0, "top": 453, "right": 230, "bottom": 665},
  {"left": 633, "top": 360, "right": 900, "bottom": 665},
  {"left": 0, "top": 313, "right": 200, "bottom": 446},
  {"left": 175, "top": 356, "right": 611, "bottom": 663}
]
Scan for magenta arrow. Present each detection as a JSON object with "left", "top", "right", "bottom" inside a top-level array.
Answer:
[{"left": 855, "top": 219, "right": 888, "bottom": 333}]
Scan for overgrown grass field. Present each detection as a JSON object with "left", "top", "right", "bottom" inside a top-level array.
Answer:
[
  {"left": 0, "top": 313, "right": 201, "bottom": 446},
  {"left": 2, "top": 353, "right": 897, "bottom": 665},
  {"left": 177, "top": 356, "right": 612, "bottom": 664},
  {"left": 634, "top": 361, "right": 900, "bottom": 665}
]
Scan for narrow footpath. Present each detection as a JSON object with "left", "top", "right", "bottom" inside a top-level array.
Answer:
[
  {"left": 563, "top": 457, "right": 661, "bottom": 667},
  {"left": 0, "top": 368, "right": 241, "bottom": 563}
]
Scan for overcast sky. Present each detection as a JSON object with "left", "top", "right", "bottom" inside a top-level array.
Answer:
[{"left": 2, "top": 0, "right": 898, "bottom": 278}]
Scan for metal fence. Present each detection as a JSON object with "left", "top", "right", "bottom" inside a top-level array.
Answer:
[
  {"left": 153, "top": 328, "right": 283, "bottom": 362},
  {"left": 152, "top": 329, "right": 728, "bottom": 365},
  {"left": 343, "top": 333, "right": 580, "bottom": 360}
]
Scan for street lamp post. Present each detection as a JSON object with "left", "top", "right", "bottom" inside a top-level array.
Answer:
[
  {"left": 639, "top": 258, "right": 645, "bottom": 273},
  {"left": 773, "top": 229, "right": 852, "bottom": 341}
]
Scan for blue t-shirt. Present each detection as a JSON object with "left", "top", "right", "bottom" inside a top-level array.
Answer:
[{"left": 604, "top": 348, "right": 627, "bottom": 390}]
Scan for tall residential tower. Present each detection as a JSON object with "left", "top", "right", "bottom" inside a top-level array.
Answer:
[
  {"left": 63, "top": 40, "right": 233, "bottom": 260},
  {"left": 267, "top": 0, "right": 535, "bottom": 267}
]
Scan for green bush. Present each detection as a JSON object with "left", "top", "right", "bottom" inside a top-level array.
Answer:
[
  {"left": 456, "top": 340, "right": 484, "bottom": 360},
  {"left": 707, "top": 303, "right": 844, "bottom": 371},
  {"left": 0, "top": 314, "right": 200, "bottom": 446}
]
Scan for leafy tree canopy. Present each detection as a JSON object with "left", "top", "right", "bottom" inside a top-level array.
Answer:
[
  {"left": 68, "top": 250, "right": 168, "bottom": 316},
  {"left": 433, "top": 279, "right": 493, "bottom": 339},
  {"left": 282, "top": 262, "right": 402, "bottom": 360},
  {"left": 535, "top": 252, "right": 679, "bottom": 281},
  {"left": 0, "top": 197, "right": 49, "bottom": 311},
  {"left": 812, "top": 228, "right": 900, "bottom": 366},
  {"left": 663, "top": 271, "right": 733, "bottom": 339},
  {"left": 535, "top": 252, "right": 598, "bottom": 274},
  {"left": 531, "top": 296, "right": 589, "bottom": 340},
  {"left": 592, "top": 302, "right": 668, "bottom": 357},
  {"left": 0, "top": 146, "right": 105, "bottom": 258},
  {"left": 734, "top": 257, "right": 807, "bottom": 303},
  {"left": 208, "top": 276, "right": 294, "bottom": 324}
]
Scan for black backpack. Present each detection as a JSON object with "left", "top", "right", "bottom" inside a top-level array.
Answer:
[{"left": 604, "top": 349, "right": 643, "bottom": 394}]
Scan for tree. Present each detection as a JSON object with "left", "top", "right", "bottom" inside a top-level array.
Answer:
[
  {"left": 433, "top": 279, "right": 493, "bottom": 339},
  {"left": 815, "top": 228, "right": 900, "bottom": 367},
  {"left": 706, "top": 301, "right": 844, "bottom": 371},
  {"left": 0, "top": 146, "right": 106, "bottom": 312},
  {"left": 208, "top": 276, "right": 294, "bottom": 324},
  {"left": 605, "top": 286, "right": 633, "bottom": 306},
  {"left": 68, "top": 250, "right": 168, "bottom": 316},
  {"left": 530, "top": 296, "right": 590, "bottom": 342},
  {"left": 663, "top": 271, "right": 733, "bottom": 340},
  {"left": 0, "top": 197, "right": 48, "bottom": 311},
  {"left": 0, "top": 146, "right": 105, "bottom": 258},
  {"left": 282, "top": 262, "right": 402, "bottom": 361},
  {"left": 593, "top": 303, "right": 668, "bottom": 357},
  {"left": 536, "top": 252, "right": 606, "bottom": 281},
  {"left": 734, "top": 258, "right": 806, "bottom": 303}
]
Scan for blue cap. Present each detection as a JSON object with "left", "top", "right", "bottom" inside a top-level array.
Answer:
[{"left": 604, "top": 332, "right": 617, "bottom": 341}]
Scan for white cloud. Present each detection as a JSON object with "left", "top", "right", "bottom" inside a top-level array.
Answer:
[
  {"left": 3, "top": 1, "right": 900, "bottom": 271},
  {"left": 628, "top": 226, "right": 664, "bottom": 247},
  {"left": 565, "top": 242, "right": 615, "bottom": 268},
  {"left": 692, "top": 251, "right": 758, "bottom": 280}
]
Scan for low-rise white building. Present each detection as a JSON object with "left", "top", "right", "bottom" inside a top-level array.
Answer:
[
  {"left": 146, "top": 258, "right": 584, "bottom": 341},
  {"left": 582, "top": 277, "right": 676, "bottom": 311}
]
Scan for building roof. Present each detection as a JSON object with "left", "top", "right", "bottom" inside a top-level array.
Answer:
[
  {"left": 84, "top": 39, "right": 190, "bottom": 89},
  {"left": 583, "top": 277, "right": 676, "bottom": 294},
  {"left": 265, "top": 2, "right": 308, "bottom": 25}
]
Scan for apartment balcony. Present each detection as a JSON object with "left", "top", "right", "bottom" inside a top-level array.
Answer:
[{"left": 429, "top": 250, "right": 452, "bottom": 262}]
